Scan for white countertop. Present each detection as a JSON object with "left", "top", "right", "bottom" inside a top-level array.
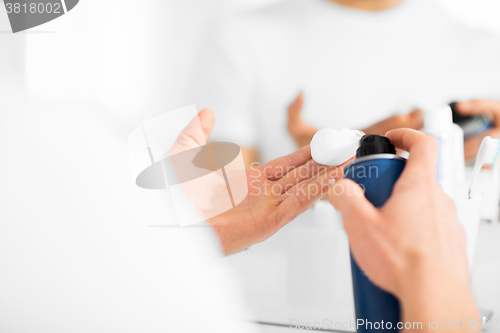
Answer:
[{"left": 224, "top": 204, "right": 500, "bottom": 332}]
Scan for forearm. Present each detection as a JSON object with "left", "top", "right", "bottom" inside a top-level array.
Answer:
[
  {"left": 400, "top": 268, "right": 480, "bottom": 333},
  {"left": 362, "top": 110, "right": 424, "bottom": 136}
]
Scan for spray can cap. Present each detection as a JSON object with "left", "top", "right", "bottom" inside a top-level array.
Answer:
[{"left": 356, "top": 135, "right": 396, "bottom": 158}]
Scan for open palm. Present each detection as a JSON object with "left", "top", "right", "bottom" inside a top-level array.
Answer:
[{"left": 170, "top": 109, "right": 343, "bottom": 254}]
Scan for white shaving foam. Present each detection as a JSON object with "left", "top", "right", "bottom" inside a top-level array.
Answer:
[{"left": 311, "top": 128, "right": 363, "bottom": 166}]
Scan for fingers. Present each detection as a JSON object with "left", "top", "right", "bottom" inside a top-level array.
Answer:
[
  {"left": 287, "top": 92, "right": 304, "bottom": 123},
  {"left": 385, "top": 128, "right": 438, "bottom": 181},
  {"left": 456, "top": 100, "right": 500, "bottom": 125},
  {"left": 198, "top": 108, "right": 215, "bottom": 142},
  {"left": 277, "top": 159, "right": 340, "bottom": 191},
  {"left": 405, "top": 109, "right": 424, "bottom": 130},
  {"left": 182, "top": 108, "right": 214, "bottom": 144},
  {"left": 457, "top": 100, "right": 500, "bottom": 159},
  {"left": 169, "top": 109, "right": 215, "bottom": 155},
  {"left": 260, "top": 145, "right": 312, "bottom": 180},
  {"left": 277, "top": 167, "right": 339, "bottom": 226},
  {"left": 287, "top": 92, "right": 318, "bottom": 148},
  {"left": 362, "top": 110, "right": 424, "bottom": 136},
  {"left": 328, "top": 178, "right": 379, "bottom": 224},
  {"left": 456, "top": 100, "right": 500, "bottom": 114},
  {"left": 464, "top": 128, "right": 500, "bottom": 160}
]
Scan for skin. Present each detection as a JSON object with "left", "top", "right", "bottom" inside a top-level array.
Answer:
[
  {"left": 329, "top": 129, "right": 480, "bottom": 333},
  {"left": 209, "top": 146, "right": 346, "bottom": 254},
  {"left": 170, "top": 109, "right": 346, "bottom": 255},
  {"left": 327, "top": 0, "right": 404, "bottom": 11},
  {"left": 456, "top": 100, "right": 500, "bottom": 160},
  {"left": 241, "top": 147, "right": 260, "bottom": 168}
]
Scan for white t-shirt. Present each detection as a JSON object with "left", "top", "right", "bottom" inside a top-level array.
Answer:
[
  {"left": 188, "top": 0, "right": 500, "bottom": 163},
  {"left": 0, "top": 97, "right": 259, "bottom": 333}
]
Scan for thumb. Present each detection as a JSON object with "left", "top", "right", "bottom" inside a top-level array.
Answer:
[
  {"left": 179, "top": 108, "right": 215, "bottom": 144},
  {"left": 198, "top": 108, "right": 215, "bottom": 141},
  {"left": 287, "top": 92, "right": 304, "bottom": 123},
  {"left": 169, "top": 109, "right": 215, "bottom": 155},
  {"left": 406, "top": 109, "right": 424, "bottom": 130},
  {"left": 287, "top": 92, "right": 318, "bottom": 148},
  {"left": 328, "top": 179, "right": 379, "bottom": 224}
]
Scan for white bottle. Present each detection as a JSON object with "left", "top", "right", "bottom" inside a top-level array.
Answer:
[
  {"left": 452, "top": 123, "right": 466, "bottom": 183},
  {"left": 424, "top": 106, "right": 455, "bottom": 197}
]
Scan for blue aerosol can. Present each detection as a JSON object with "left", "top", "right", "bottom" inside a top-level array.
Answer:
[{"left": 344, "top": 135, "right": 407, "bottom": 332}]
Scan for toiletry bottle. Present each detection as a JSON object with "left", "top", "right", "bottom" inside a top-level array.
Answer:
[
  {"left": 424, "top": 106, "right": 455, "bottom": 197},
  {"left": 344, "top": 135, "right": 406, "bottom": 333},
  {"left": 452, "top": 122, "right": 466, "bottom": 183}
]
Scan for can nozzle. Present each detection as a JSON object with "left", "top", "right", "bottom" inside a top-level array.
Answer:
[{"left": 356, "top": 135, "right": 396, "bottom": 158}]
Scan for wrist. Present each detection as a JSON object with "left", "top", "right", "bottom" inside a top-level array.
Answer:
[{"left": 397, "top": 262, "right": 480, "bottom": 332}]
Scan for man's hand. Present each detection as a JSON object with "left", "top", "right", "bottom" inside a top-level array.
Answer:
[
  {"left": 455, "top": 100, "right": 500, "bottom": 160},
  {"left": 287, "top": 92, "right": 318, "bottom": 148},
  {"left": 363, "top": 108, "right": 424, "bottom": 137},
  {"left": 329, "top": 129, "right": 480, "bottom": 332},
  {"left": 287, "top": 92, "right": 423, "bottom": 149},
  {"left": 171, "top": 109, "right": 343, "bottom": 255},
  {"left": 211, "top": 146, "right": 343, "bottom": 254}
]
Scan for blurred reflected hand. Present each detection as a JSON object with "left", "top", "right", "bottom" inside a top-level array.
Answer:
[
  {"left": 329, "top": 129, "right": 479, "bottom": 331},
  {"left": 363, "top": 109, "right": 424, "bottom": 136},
  {"left": 455, "top": 100, "right": 500, "bottom": 160},
  {"left": 171, "top": 109, "right": 344, "bottom": 255},
  {"left": 287, "top": 92, "right": 318, "bottom": 148},
  {"left": 287, "top": 92, "right": 423, "bottom": 149}
]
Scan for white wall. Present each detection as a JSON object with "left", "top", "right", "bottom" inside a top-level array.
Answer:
[
  {"left": 437, "top": 0, "right": 500, "bottom": 34},
  {"left": 17, "top": 0, "right": 500, "bottom": 126},
  {"left": 19, "top": 0, "right": 282, "bottom": 126},
  {"left": 0, "top": 1, "right": 25, "bottom": 91}
]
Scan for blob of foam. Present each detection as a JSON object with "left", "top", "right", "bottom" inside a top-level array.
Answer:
[{"left": 311, "top": 128, "right": 363, "bottom": 166}]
